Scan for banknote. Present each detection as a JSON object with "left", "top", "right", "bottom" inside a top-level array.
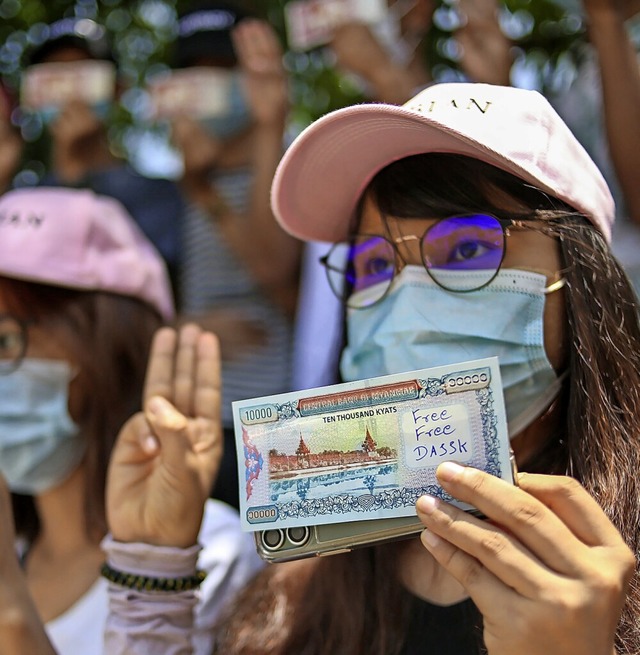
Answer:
[
  {"left": 233, "top": 357, "right": 512, "bottom": 532},
  {"left": 284, "top": 0, "right": 386, "bottom": 51}
]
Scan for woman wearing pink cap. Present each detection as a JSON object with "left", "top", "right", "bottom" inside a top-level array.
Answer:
[
  {"left": 73, "top": 82, "right": 639, "bottom": 654},
  {"left": 0, "top": 187, "right": 262, "bottom": 655}
]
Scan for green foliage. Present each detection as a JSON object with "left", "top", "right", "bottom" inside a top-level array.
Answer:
[{"left": 0, "top": 0, "right": 596, "bottom": 176}]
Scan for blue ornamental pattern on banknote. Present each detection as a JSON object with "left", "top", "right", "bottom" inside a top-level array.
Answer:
[
  {"left": 417, "top": 377, "right": 447, "bottom": 398},
  {"left": 277, "top": 401, "right": 300, "bottom": 421}
]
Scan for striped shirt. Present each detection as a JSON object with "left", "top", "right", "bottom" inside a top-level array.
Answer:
[{"left": 179, "top": 168, "right": 292, "bottom": 426}]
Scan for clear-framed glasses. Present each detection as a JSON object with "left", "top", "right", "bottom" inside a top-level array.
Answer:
[
  {"left": 320, "top": 213, "right": 520, "bottom": 309},
  {"left": 0, "top": 314, "right": 30, "bottom": 374}
]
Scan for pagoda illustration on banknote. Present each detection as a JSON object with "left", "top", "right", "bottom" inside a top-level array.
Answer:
[{"left": 268, "top": 427, "right": 397, "bottom": 480}]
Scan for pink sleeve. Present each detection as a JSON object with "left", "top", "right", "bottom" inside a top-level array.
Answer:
[
  {"left": 102, "top": 536, "right": 201, "bottom": 655},
  {"left": 101, "top": 500, "right": 264, "bottom": 655}
]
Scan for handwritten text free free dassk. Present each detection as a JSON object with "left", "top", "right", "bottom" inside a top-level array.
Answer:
[{"left": 233, "top": 357, "right": 512, "bottom": 532}]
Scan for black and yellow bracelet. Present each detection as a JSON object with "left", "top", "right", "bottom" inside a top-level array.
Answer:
[{"left": 100, "top": 562, "right": 206, "bottom": 592}]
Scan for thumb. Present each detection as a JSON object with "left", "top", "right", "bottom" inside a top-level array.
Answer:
[
  {"left": 111, "top": 412, "right": 159, "bottom": 465},
  {"left": 144, "top": 396, "right": 191, "bottom": 465}
]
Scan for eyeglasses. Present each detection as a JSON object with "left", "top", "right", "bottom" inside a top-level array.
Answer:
[
  {"left": 320, "top": 213, "right": 524, "bottom": 309},
  {"left": 0, "top": 314, "right": 30, "bottom": 374}
]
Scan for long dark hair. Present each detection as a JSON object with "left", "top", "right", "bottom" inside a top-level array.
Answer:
[
  {"left": 3, "top": 277, "right": 162, "bottom": 544},
  {"left": 214, "top": 154, "right": 640, "bottom": 654}
]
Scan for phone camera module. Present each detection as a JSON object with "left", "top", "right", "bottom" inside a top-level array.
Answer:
[
  {"left": 262, "top": 529, "right": 285, "bottom": 551},
  {"left": 286, "top": 526, "right": 310, "bottom": 546}
]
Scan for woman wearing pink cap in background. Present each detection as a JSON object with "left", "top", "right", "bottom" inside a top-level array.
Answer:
[
  {"left": 29, "top": 80, "right": 640, "bottom": 654},
  {"left": 0, "top": 187, "right": 262, "bottom": 655}
]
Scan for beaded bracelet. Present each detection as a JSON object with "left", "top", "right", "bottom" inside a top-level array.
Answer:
[{"left": 100, "top": 562, "right": 206, "bottom": 592}]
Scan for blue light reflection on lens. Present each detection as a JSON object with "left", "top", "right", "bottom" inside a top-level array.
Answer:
[
  {"left": 423, "top": 214, "right": 504, "bottom": 273},
  {"left": 349, "top": 235, "right": 395, "bottom": 292}
]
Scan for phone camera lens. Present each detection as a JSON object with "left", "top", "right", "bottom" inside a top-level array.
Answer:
[
  {"left": 286, "top": 526, "right": 310, "bottom": 546},
  {"left": 262, "top": 529, "right": 285, "bottom": 551}
]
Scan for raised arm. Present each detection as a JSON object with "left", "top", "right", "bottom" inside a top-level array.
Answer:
[
  {"left": 220, "top": 19, "right": 302, "bottom": 291},
  {"left": 0, "top": 477, "right": 57, "bottom": 655},
  {"left": 582, "top": 0, "right": 640, "bottom": 222},
  {"left": 104, "top": 324, "right": 224, "bottom": 655}
]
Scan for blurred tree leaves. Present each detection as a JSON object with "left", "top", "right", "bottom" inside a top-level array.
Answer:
[{"left": 0, "top": 0, "right": 616, "bottom": 177}]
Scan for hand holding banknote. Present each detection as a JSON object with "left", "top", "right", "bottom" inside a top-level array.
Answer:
[
  {"left": 416, "top": 465, "right": 635, "bottom": 655},
  {"left": 106, "top": 324, "right": 222, "bottom": 548}
]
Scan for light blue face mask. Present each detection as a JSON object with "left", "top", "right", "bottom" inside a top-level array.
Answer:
[
  {"left": 199, "top": 71, "right": 253, "bottom": 141},
  {"left": 0, "top": 359, "right": 85, "bottom": 495},
  {"left": 38, "top": 100, "right": 112, "bottom": 126},
  {"left": 340, "top": 266, "right": 565, "bottom": 438}
]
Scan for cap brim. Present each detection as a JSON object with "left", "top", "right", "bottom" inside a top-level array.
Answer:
[{"left": 272, "top": 103, "right": 551, "bottom": 243}]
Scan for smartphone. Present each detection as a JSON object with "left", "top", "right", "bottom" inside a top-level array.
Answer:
[
  {"left": 255, "top": 514, "right": 424, "bottom": 562},
  {"left": 255, "top": 449, "right": 518, "bottom": 563}
]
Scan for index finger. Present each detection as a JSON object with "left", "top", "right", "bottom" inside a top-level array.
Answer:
[
  {"left": 517, "top": 473, "right": 626, "bottom": 548},
  {"left": 436, "top": 464, "right": 590, "bottom": 576},
  {"left": 143, "top": 327, "right": 177, "bottom": 405}
]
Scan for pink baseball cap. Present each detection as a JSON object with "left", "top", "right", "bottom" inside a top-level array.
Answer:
[
  {"left": 272, "top": 82, "right": 614, "bottom": 243},
  {"left": 0, "top": 187, "right": 174, "bottom": 319}
]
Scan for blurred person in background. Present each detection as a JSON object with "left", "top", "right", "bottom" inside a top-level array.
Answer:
[
  {"left": 293, "top": 0, "right": 515, "bottom": 392},
  {"left": 21, "top": 17, "right": 184, "bottom": 295},
  {"left": 0, "top": 187, "right": 261, "bottom": 655},
  {"left": 168, "top": 1, "right": 301, "bottom": 510}
]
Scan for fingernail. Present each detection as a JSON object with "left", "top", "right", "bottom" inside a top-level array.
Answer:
[
  {"left": 416, "top": 494, "right": 438, "bottom": 515},
  {"left": 421, "top": 529, "right": 442, "bottom": 549},
  {"left": 437, "top": 461, "right": 465, "bottom": 482},
  {"left": 142, "top": 434, "right": 159, "bottom": 454}
]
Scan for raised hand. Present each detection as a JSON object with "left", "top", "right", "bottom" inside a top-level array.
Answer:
[
  {"left": 417, "top": 463, "right": 635, "bottom": 655},
  {"left": 455, "top": 0, "right": 513, "bottom": 86},
  {"left": 232, "top": 19, "right": 288, "bottom": 128},
  {"left": 330, "top": 21, "right": 396, "bottom": 82},
  {"left": 106, "top": 324, "right": 223, "bottom": 548},
  {"left": 171, "top": 116, "right": 222, "bottom": 182}
]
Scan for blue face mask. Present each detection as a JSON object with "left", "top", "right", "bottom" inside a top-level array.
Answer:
[
  {"left": 199, "top": 71, "right": 253, "bottom": 141},
  {"left": 0, "top": 359, "right": 85, "bottom": 495},
  {"left": 340, "top": 266, "right": 564, "bottom": 438},
  {"left": 38, "top": 100, "right": 111, "bottom": 126}
]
